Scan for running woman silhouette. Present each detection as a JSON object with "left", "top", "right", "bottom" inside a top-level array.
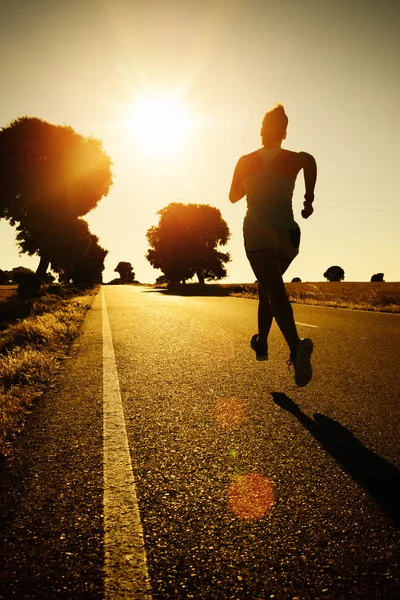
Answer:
[{"left": 229, "top": 104, "right": 317, "bottom": 386}]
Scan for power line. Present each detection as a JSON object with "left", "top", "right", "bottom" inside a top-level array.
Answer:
[
  {"left": 109, "top": 186, "right": 399, "bottom": 207},
  {"left": 98, "top": 184, "right": 399, "bottom": 223},
  {"left": 309, "top": 219, "right": 400, "bottom": 225},
  {"left": 313, "top": 206, "right": 400, "bottom": 213},
  {"left": 108, "top": 192, "right": 399, "bottom": 211},
  {"left": 95, "top": 205, "right": 399, "bottom": 225}
]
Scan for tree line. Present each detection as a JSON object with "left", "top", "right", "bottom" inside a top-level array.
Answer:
[
  {"left": 0, "top": 266, "right": 55, "bottom": 286},
  {"left": 0, "top": 116, "right": 388, "bottom": 292},
  {"left": 292, "top": 268, "right": 386, "bottom": 283},
  {"left": 0, "top": 116, "right": 231, "bottom": 293}
]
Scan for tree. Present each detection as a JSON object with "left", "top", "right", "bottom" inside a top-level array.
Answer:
[
  {"left": 0, "top": 266, "right": 53, "bottom": 295},
  {"left": 371, "top": 273, "right": 385, "bottom": 282},
  {"left": 291, "top": 277, "right": 302, "bottom": 283},
  {"left": 0, "top": 269, "right": 10, "bottom": 284},
  {"left": 114, "top": 261, "right": 135, "bottom": 284},
  {"left": 0, "top": 117, "right": 113, "bottom": 280},
  {"left": 31, "top": 217, "right": 94, "bottom": 277},
  {"left": 146, "top": 202, "right": 231, "bottom": 284},
  {"left": 68, "top": 234, "right": 108, "bottom": 285},
  {"left": 155, "top": 274, "right": 169, "bottom": 285},
  {"left": 323, "top": 266, "right": 345, "bottom": 282},
  {"left": 9, "top": 266, "right": 35, "bottom": 284}
]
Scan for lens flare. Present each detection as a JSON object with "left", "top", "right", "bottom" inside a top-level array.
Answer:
[
  {"left": 228, "top": 473, "right": 275, "bottom": 521},
  {"left": 213, "top": 397, "right": 245, "bottom": 429}
]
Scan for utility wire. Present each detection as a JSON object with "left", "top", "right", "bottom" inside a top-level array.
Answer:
[
  {"left": 105, "top": 195, "right": 400, "bottom": 214},
  {"left": 96, "top": 184, "right": 399, "bottom": 224},
  {"left": 94, "top": 206, "right": 399, "bottom": 225},
  {"left": 108, "top": 187, "right": 399, "bottom": 207}
]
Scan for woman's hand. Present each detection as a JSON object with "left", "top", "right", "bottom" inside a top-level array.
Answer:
[{"left": 301, "top": 198, "right": 314, "bottom": 219}]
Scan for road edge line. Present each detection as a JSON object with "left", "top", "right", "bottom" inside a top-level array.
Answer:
[
  {"left": 102, "top": 288, "right": 152, "bottom": 599},
  {"left": 295, "top": 322, "right": 319, "bottom": 328}
]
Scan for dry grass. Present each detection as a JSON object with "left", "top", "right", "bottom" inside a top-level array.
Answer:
[
  {"left": 285, "top": 281, "right": 400, "bottom": 312},
  {"left": 0, "top": 296, "right": 91, "bottom": 354},
  {"left": 154, "top": 281, "right": 400, "bottom": 313},
  {"left": 0, "top": 287, "right": 97, "bottom": 458},
  {"left": 229, "top": 281, "right": 400, "bottom": 313}
]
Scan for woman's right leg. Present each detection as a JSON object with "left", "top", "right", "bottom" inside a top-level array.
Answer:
[{"left": 257, "top": 282, "right": 273, "bottom": 343}]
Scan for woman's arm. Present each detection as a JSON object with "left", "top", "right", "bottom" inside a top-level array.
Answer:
[
  {"left": 229, "top": 152, "right": 263, "bottom": 203},
  {"left": 298, "top": 151, "right": 317, "bottom": 219},
  {"left": 229, "top": 158, "right": 246, "bottom": 203}
]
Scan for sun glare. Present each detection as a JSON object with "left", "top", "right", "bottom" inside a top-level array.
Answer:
[{"left": 126, "top": 93, "right": 194, "bottom": 158}]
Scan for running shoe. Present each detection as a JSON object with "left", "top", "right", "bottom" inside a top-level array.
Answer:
[
  {"left": 250, "top": 334, "right": 268, "bottom": 361},
  {"left": 289, "top": 338, "right": 313, "bottom": 387}
]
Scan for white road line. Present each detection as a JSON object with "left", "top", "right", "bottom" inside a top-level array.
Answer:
[
  {"left": 295, "top": 322, "right": 319, "bottom": 328},
  {"left": 102, "top": 289, "right": 152, "bottom": 600}
]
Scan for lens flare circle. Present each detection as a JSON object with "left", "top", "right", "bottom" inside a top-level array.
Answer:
[{"left": 228, "top": 473, "right": 275, "bottom": 521}]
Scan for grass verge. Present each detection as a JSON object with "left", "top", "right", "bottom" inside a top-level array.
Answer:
[
  {"left": 0, "top": 287, "right": 97, "bottom": 458},
  {"left": 232, "top": 282, "right": 400, "bottom": 313},
  {"left": 152, "top": 281, "right": 400, "bottom": 313}
]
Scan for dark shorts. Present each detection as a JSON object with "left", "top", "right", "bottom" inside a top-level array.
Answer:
[{"left": 245, "top": 226, "right": 300, "bottom": 263}]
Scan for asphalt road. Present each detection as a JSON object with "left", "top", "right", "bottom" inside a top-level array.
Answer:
[{"left": 1, "top": 285, "right": 399, "bottom": 599}]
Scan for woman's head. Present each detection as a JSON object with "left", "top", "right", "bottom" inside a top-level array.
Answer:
[{"left": 260, "top": 104, "right": 288, "bottom": 146}]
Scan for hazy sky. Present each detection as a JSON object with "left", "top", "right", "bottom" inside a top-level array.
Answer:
[{"left": 1, "top": 0, "right": 399, "bottom": 283}]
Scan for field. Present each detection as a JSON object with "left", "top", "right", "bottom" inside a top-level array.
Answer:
[
  {"left": 229, "top": 281, "right": 400, "bottom": 313},
  {"left": 155, "top": 281, "right": 400, "bottom": 313},
  {"left": 0, "top": 285, "right": 18, "bottom": 301},
  {"left": 3, "top": 282, "right": 400, "bottom": 314}
]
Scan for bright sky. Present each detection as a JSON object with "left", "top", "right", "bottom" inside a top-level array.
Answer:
[{"left": 1, "top": 0, "right": 399, "bottom": 283}]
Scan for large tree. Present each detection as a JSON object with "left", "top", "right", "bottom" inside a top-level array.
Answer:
[
  {"left": 146, "top": 202, "right": 231, "bottom": 284},
  {"left": 0, "top": 117, "right": 112, "bottom": 279},
  {"left": 114, "top": 261, "right": 135, "bottom": 283}
]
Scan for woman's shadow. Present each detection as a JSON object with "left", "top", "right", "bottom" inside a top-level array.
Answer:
[{"left": 272, "top": 392, "right": 400, "bottom": 528}]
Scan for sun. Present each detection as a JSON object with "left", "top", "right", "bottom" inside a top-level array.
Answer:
[{"left": 126, "top": 93, "right": 194, "bottom": 158}]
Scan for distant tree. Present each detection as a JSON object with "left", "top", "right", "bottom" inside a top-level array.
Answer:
[
  {"left": 9, "top": 266, "right": 35, "bottom": 284},
  {"left": 146, "top": 202, "right": 231, "bottom": 285},
  {"left": 291, "top": 277, "right": 302, "bottom": 283},
  {"left": 0, "top": 117, "right": 113, "bottom": 281},
  {"left": 155, "top": 274, "right": 170, "bottom": 285},
  {"left": 0, "top": 269, "right": 10, "bottom": 284},
  {"left": 323, "top": 266, "right": 345, "bottom": 282},
  {"left": 114, "top": 261, "right": 135, "bottom": 284},
  {"left": 7, "top": 266, "right": 39, "bottom": 296},
  {"left": 371, "top": 273, "right": 385, "bottom": 282}
]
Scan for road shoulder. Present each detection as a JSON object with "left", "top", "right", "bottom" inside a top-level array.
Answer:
[{"left": 0, "top": 290, "right": 104, "bottom": 599}]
